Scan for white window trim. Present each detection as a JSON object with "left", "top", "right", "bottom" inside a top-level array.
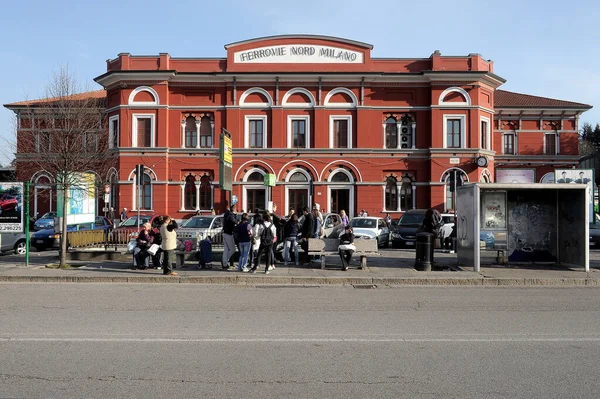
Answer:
[
  {"left": 128, "top": 86, "right": 159, "bottom": 106},
  {"left": 438, "top": 87, "right": 472, "bottom": 106},
  {"left": 132, "top": 114, "right": 155, "bottom": 148},
  {"left": 242, "top": 168, "right": 267, "bottom": 213},
  {"left": 284, "top": 168, "right": 312, "bottom": 213},
  {"left": 132, "top": 173, "right": 153, "bottom": 211},
  {"left": 239, "top": 87, "right": 273, "bottom": 108},
  {"left": 244, "top": 115, "right": 268, "bottom": 149},
  {"left": 441, "top": 168, "right": 469, "bottom": 213},
  {"left": 442, "top": 115, "right": 466, "bottom": 149},
  {"left": 329, "top": 115, "right": 353, "bottom": 149},
  {"left": 287, "top": 115, "right": 310, "bottom": 149},
  {"left": 108, "top": 115, "right": 119, "bottom": 149},
  {"left": 381, "top": 180, "right": 400, "bottom": 212},
  {"left": 480, "top": 116, "right": 491, "bottom": 151},
  {"left": 544, "top": 132, "right": 559, "bottom": 155},
  {"left": 281, "top": 88, "right": 316, "bottom": 108},
  {"left": 503, "top": 132, "right": 516, "bottom": 155},
  {"left": 324, "top": 87, "right": 358, "bottom": 108}
]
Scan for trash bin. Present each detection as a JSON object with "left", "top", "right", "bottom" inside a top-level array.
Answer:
[{"left": 415, "top": 232, "right": 434, "bottom": 271}]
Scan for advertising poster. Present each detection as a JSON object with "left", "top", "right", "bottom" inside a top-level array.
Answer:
[
  {"left": 57, "top": 173, "right": 96, "bottom": 226},
  {"left": 480, "top": 191, "right": 507, "bottom": 230},
  {"left": 0, "top": 182, "right": 24, "bottom": 232},
  {"left": 496, "top": 169, "right": 535, "bottom": 184},
  {"left": 555, "top": 169, "right": 595, "bottom": 223}
]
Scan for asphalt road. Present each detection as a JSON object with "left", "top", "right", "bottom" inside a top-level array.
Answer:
[{"left": 1, "top": 284, "right": 600, "bottom": 398}]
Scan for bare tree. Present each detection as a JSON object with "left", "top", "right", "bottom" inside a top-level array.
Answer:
[{"left": 13, "top": 66, "right": 112, "bottom": 267}]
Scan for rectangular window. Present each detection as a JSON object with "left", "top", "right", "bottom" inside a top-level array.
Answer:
[
  {"left": 249, "top": 119, "right": 264, "bottom": 148},
  {"left": 134, "top": 116, "right": 154, "bottom": 148},
  {"left": 109, "top": 116, "right": 119, "bottom": 149},
  {"left": 446, "top": 119, "right": 461, "bottom": 148},
  {"left": 334, "top": 119, "right": 348, "bottom": 148},
  {"left": 481, "top": 120, "right": 488, "bottom": 149},
  {"left": 37, "top": 132, "right": 51, "bottom": 152},
  {"left": 545, "top": 133, "right": 557, "bottom": 155},
  {"left": 504, "top": 133, "right": 515, "bottom": 155},
  {"left": 185, "top": 131, "right": 197, "bottom": 148},
  {"left": 292, "top": 119, "right": 306, "bottom": 148}
]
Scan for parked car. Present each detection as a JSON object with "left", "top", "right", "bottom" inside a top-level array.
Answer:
[
  {"left": 31, "top": 224, "right": 92, "bottom": 251},
  {"left": 0, "top": 194, "right": 18, "bottom": 216},
  {"left": 298, "top": 212, "right": 342, "bottom": 238},
  {"left": 0, "top": 232, "right": 27, "bottom": 255},
  {"left": 178, "top": 215, "right": 224, "bottom": 243},
  {"left": 349, "top": 216, "right": 390, "bottom": 247},
  {"left": 589, "top": 214, "right": 600, "bottom": 248},
  {"left": 391, "top": 209, "right": 427, "bottom": 248},
  {"left": 440, "top": 213, "right": 455, "bottom": 242},
  {"left": 94, "top": 216, "right": 114, "bottom": 231},
  {"left": 34, "top": 212, "right": 57, "bottom": 231}
]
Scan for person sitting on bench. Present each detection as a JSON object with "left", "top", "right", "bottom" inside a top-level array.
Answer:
[{"left": 338, "top": 225, "right": 355, "bottom": 271}]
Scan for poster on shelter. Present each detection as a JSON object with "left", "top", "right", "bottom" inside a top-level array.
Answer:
[
  {"left": 555, "top": 169, "right": 595, "bottom": 224},
  {"left": 0, "top": 182, "right": 24, "bottom": 232},
  {"left": 496, "top": 169, "right": 535, "bottom": 184},
  {"left": 57, "top": 173, "right": 96, "bottom": 225}
]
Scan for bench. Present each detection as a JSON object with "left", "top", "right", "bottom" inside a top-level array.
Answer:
[{"left": 307, "top": 238, "right": 379, "bottom": 269}]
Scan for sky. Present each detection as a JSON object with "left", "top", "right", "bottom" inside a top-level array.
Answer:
[{"left": 1, "top": 0, "right": 599, "bottom": 165}]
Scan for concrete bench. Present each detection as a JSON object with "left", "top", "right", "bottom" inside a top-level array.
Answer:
[{"left": 307, "top": 238, "right": 379, "bottom": 269}]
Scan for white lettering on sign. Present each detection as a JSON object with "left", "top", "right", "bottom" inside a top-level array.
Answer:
[
  {"left": 449, "top": 158, "right": 460, "bottom": 165},
  {"left": 234, "top": 45, "right": 364, "bottom": 64}
]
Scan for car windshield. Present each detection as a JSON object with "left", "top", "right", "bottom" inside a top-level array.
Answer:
[
  {"left": 182, "top": 217, "right": 213, "bottom": 228},
  {"left": 442, "top": 216, "right": 454, "bottom": 224},
  {"left": 40, "top": 212, "right": 56, "bottom": 219},
  {"left": 399, "top": 213, "right": 425, "bottom": 225},
  {"left": 350, "top": 218, "right": 376, "bottom": 228},
  {"left": 121, "top": 216, "right": 151, "bottom": 227}
]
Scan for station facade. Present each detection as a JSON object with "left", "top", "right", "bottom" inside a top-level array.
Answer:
[{"left": 8, "top": 35, "right": 593, "bottom": 218}]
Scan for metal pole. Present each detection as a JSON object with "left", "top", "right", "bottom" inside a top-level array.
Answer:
[
  {"left": 25, "top": 182, "right": 30, "bottom": 267},
  {"left": 453, "top": 170, "right": 457, "bottom": 213},
  {"left": 137, "top": 178, "right": 141, "bottom": 230}
]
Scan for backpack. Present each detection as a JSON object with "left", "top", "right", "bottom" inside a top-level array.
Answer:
[
  {"left": 261, "top": 223, "right": 274, "bottom": 245},
  {"left": 431, "top": 210, "right": 443, "bottom": 237}
]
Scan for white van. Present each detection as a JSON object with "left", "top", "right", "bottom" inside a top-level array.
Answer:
[{"left": 0, "top": 232, "right": 27, "bottom": 255}]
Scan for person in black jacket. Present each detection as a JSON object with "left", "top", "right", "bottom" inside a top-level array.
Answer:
[
  {"left": 283, "top": 213, "right": 299, "bottom": 266},
  {"left": 221, "top": 204, "right": 238, "bottom": 270},
  {"left": 338, "top": 225, "right": 355, "bottom": 271},
  {"left": 299, "top": 206, "right": 315, "bottom": 264},
  {"left": 148, "top": 216, "right": 163, "bottom": 269},
  {"left": 135, "top": 223, "right": 152, "bottom": 270}
]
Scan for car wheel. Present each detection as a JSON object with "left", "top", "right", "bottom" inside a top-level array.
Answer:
[{"left": 14, "top": 240, "right": 26, "bottom": 255}]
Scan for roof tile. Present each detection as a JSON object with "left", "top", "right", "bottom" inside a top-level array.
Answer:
[{"left": 495, "top": 89, "right": 591, "bottom": 109}]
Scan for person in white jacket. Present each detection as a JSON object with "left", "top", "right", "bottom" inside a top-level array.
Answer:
[
  {"left": 250, "top": 212, "right": 277, "bottom": 274},
  {"left": 160, "top": 216, "right": 178, "bottom": 276}
]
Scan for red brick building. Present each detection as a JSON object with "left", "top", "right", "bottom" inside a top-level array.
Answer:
[{"left": 7, "top": 35, "right": 593, "bottom": 218}]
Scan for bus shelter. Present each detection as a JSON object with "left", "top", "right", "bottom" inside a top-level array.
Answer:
[{"left": 456, "top": 183, "right": 589, "bottom": 272}]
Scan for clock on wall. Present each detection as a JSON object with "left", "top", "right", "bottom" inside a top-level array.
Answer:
[{"left": 476, "top": 156, "right": 488, "bottom": 168}]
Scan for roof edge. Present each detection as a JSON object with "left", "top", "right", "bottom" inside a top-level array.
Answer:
[{"left": 224, "top": 35, "right": 374, "bottom": 50}]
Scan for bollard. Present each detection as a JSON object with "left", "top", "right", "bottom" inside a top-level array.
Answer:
[{"left": 415, "top": 232, "right": 434, "bottom": 271}]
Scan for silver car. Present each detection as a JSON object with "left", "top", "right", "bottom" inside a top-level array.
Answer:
[
  {"left": 349, "top": 217, "right": 390, "bottom": 247},
  {"left": 0, "top": 232, "right": 28, "bottom": 255}
]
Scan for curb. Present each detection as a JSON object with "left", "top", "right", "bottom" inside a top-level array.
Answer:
[{"left": 0, "top": 275, "right": 598, "bottom": 287}]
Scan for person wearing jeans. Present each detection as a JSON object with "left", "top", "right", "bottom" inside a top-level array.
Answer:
[
  {"left": 283, "top": 213, "right": 299, "bottom": 266},
  {"left": 236, "top": 213, "right": 252, "bottom": 272},
  {"left": 221, "top": 204, "right": 237, "bottom": 269}
]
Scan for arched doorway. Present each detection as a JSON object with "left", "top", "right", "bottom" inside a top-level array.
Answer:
[{"left": 328, "top": 169, "right": 355, "bottom": 217}]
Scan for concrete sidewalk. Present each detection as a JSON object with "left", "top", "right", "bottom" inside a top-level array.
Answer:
[{"left": 0, "top": 249, "right": 599, "bottom": 286}]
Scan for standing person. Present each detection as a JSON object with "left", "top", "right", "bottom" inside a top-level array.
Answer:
[
  {"left": 340, "top": 210, "right": 349, "bottom": 226},
  {"left": 236, "top": 213, "right": 253, "bottom": 272},
  {"left": 312, "top": 208, "right": 323, "bottom": 262},
  {"left": 287, "top": 208, "right": 295, "bottom": 221},
  {"left": 221, "top": 204, "right": 238, "bottom": 270},
  {"left": 249, "top": 210, "right": 263, "bottom": 268},
  {"left": 121, "top": 207, "right": 128, "bottom": 222},
  {"left": 149, "top": 216, "right": 163, "bottom": 269},
  {"left": 210, "top": 208, "right": 216, "bottom": 215},
  {"left": 384, "top": 212, "right": 392, "bottom": 225},
  {"left": 338, "top": 224, "right": 355, "bottom": 271},
  {"left": 134, "top": 222, "right": 152, "bottom": 270},
  {"left": 271, "top": 203, "right": 283, "bottom": 266},
  {"left": 283, "top": 213, "right": 300, "bottom": 266},
  {"left": 250, "top": 211, "right": 277, "bottom": 274},
  {"left": 419, "top": 208, "right": 443, "bottom": 261},
  {"left": 107, "top": 207, "right": 116, "bottom": 224},
  {"left": 299, "top": 206, "right": 315, "bottom": 264},
  {"left": 160, "top": 216, "right": 178, "bottom": 276}
]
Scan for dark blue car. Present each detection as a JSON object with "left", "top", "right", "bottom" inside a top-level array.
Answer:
[
  {"left": 33, "top": 212, "right": 57, "bottom": 231},
  {"left": 31, "top": 219, "right": 110, "bottom": 251}
]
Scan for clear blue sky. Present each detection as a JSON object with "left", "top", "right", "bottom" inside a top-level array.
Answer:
[{"left": 1, "top": 0, "right": 598, "bottom": 165}]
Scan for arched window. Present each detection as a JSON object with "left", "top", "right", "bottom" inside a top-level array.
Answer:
[
  {"left": 247, "top": 172, "right": 264, "bottom": 182},
  {"left": 200, "top": 116, "right": 212, "bottom": 148},
  {"left": 199, "top": 176, "right": 211, "bottom": 209},
  {"left": 385, "top": 117, "right": 398, "bottom": 149},
  {"left": 184, "top": 116, "right": 197, "bottom": 148},
  {"left": 443, "top": 169, "right": 467, "bottom": 211},
  {"left": 141, "top": 174, "right": 152, "bottom": 210},
  {"left": 289, "top": 171, "right": 308, "bottom": 182},
  {"left": 331, "top": 172, "right": 350, "bottom": 183},
  {"left": 184, "top": 175, "right": 196, "bottom": 210},
  {"left": 385, "top": 177, "right": 397, "bottom": 211},
  {"left": 400, "top": 177, "right": 413, "bottom": 211}
]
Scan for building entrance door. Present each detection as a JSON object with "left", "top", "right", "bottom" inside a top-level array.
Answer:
[
  {"left": 288, "top": 189, "right": 308, "bottom": 215},
  {"left": 330, "top": 188, "right": 350, "bottom": 216},
  {"left": 246, "top": 189, "right": 266, "bottom": 212}
]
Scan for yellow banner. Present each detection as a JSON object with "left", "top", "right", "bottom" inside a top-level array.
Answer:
[{"left": 224, "top": 135, "right": 232, "bottom": 164}]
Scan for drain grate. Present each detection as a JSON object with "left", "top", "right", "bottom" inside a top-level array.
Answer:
[{"left": 353, "top": 284, "right": 377, "bottom": 289}]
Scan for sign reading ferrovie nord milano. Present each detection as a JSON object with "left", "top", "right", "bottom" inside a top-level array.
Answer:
[{"left": 234, "top": 45, "right": 364, "bottom": 64}]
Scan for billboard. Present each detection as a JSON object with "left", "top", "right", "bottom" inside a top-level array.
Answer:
[
  {"left": 57, "top": 173, "right": 96, "bottom": 225},
  {"left": 496, "top": 169, "right": 535, "bottom": 184},
  {"left": 0, "top": 182, "right": 24, "bottom": 232},
  {"left": 555, "top": 169, "right": 595, "bottom": 223},
  {"left": 219, "top": 129, "right": 232, "bottom": 191}
]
